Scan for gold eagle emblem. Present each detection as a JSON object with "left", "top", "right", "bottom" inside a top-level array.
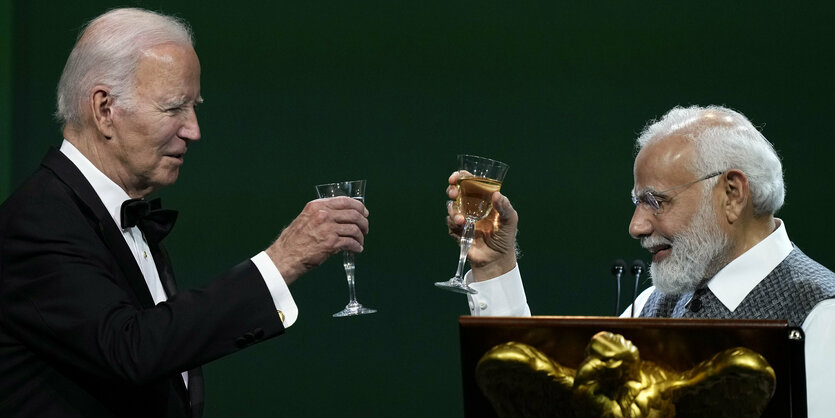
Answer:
[{"left": 476, "top": 331, "right": 776, "bottom": 417}]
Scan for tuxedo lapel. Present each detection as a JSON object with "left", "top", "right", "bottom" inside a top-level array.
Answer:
[
  {"left": 41, "top": 147, "right": 156, "bottom": 308},
  {"left": 148, "top": 242, "right": 205, "bottom": 417},
  {"left": 149, "top": 243, "right": 178, "bottom": 298}
]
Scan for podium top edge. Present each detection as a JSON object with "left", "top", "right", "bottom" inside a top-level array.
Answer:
[{"left": 458, "top": 315, "right": 791, "bottom": 329}]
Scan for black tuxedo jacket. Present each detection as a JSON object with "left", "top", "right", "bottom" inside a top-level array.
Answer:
[{"left": 0, "top": 148, "right": 285, "bottom": 417}]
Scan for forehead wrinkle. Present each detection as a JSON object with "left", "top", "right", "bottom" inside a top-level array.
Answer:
[
  {"left": 635, "top": 135, "right": 697, "bottom": 180},
  {"left": 135, "top": 46, "right": 200, "bottom": 109},
  {"left": 138, "top": 41, "right": 185, "bottom": 64}
]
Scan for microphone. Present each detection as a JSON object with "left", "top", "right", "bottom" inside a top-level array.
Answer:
[
  {"left": 611, "top": 259, "right": 627, "bottom": 316},
  {"left": 630, "top": 259, "right": 646, "bottom": 318}
]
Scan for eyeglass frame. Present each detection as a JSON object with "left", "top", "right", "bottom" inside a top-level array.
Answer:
[{"left": 631, "top": 170, "right": 725, "bottom": 215}]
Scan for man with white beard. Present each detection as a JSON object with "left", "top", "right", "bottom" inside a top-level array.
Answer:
[{"left": 444, "top": 105, "right": 835, "bottom": 416}]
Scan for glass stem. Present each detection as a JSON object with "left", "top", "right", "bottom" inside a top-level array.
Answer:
[
  {"left": 343, "top": 251, "right": 358, "bottom": 304},
  {"left": 454, "top": 220, "right": 476, "bottom": 280}
]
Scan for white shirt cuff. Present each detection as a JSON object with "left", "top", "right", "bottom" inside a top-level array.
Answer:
[
  {"left": 465, "top": 264, "right": 531, "bottom": 317},
  {"left": 251, "top": 251, "right": 298, "bottom": 327}
]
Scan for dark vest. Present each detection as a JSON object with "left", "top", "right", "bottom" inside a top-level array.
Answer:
[{"left": 640, "top": 248, "right": 835, "bottom": 327}]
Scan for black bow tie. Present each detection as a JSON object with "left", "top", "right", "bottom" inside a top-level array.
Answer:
[{"left": 120, "top": 198, "right": 178, "bottom": 244}]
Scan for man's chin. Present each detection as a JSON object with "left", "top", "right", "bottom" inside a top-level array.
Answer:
[
  {"left": 157, "top": 170, "right": 181, "bottom": 187},
  {"left": 144, "top": 172, "right": 180, "bottom": 194},
  {"left": 649, "top": 263, "right": 700, "bottom": 295}
]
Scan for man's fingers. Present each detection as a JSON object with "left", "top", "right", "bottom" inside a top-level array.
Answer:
[
  {"left": 333, "top": 223, "right": 365, "bottom": 244},
  {"left": 491, "top": 192, "right": 515, "bottom": 222},
  {"left": 316, "top": 209, "right": 369, "bottom": 234},
  {"left": 447, "top": 213, "right": 462, "bottom": 235},
  {"left": 335, "top": 236, "right": 364, "bottom": 253},
  {"left": 446, "top": 184, "right": 459, "bottom": 200},
  {"left": 316, "top": 196, "right": 369, "bottom": 216},
  {"left": 446, "top": 200, "right": 465, "bottom": 225},
  {"left": 307, "top": 196, "right": 369, "bottom": 235}
]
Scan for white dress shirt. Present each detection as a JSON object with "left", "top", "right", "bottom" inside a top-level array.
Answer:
[
  {"left": 60, "top": 140, "right": 299, "bottom": 384},
  {"left": 467, "top": 219, "right": 835, "bottom": 417}
]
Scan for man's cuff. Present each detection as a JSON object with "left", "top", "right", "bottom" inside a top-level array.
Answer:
[
  {"left": 465, "top": 264, "right": 531, "bottom": 317},
  {"left": 251, "top": 251, "right": 299, "bottom": 327}
]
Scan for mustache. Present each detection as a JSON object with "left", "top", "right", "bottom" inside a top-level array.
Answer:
[{"left": 641, "top": 235, "right": 672, "bottom": 250}]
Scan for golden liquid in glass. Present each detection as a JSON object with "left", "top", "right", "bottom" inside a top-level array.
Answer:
[{"left": 457, "top": 176, "right": 502, "bottom": 220}]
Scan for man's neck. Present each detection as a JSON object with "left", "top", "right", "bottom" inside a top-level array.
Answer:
[
  {"left": 64, "top": 127, "right": 148, "bottom": 198},
  {"left": 728, "top": 214, "right": 776, "bottom": 262}
]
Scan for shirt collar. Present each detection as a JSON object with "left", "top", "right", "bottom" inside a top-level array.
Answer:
[
  {"left": 706, "top": 219, "right": 793, "bottom": 311},
  {"left": 60, "top": 139, "right": 131, "bottom": 230}
]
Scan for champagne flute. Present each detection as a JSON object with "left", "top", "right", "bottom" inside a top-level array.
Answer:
[
  {"left": 435, "top": 155, "right": 509, "bottom": 294},
  {"left": 315, "top": 180, "right": 377, "bottom": 317}
]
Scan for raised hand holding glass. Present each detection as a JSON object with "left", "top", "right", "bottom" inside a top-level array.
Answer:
[
  {"left": 315, "top": 180, "right": 377, "bottom": 317},
  {"left": 435, "top": 155, "right": 509, "bottom": 294}
]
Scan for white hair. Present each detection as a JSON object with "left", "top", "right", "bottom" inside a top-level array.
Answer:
[
  {"left": 55, "top": 8, "right": 193, "bottom": 129},
  {"left": 636, "top": 105, "right": 785, "bottom": 216}
]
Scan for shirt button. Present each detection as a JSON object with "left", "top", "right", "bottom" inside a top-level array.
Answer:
[
  {"left": 142, "top": 250, "right": 148, "bottom": 259},
  {"left": 468, "top": 301, "right": 474, "bottom": 310},
  {"left": 689, "top": 299, "right": 703, "bottom": 313},
  {"left": 479, "top": 302, "right": 488, "bottom": 310}
]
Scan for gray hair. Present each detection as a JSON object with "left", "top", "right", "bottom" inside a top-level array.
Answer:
[
  {"left": 55, "top": 8, "right": 194, "bottom": 129},
  {"left": 636, "top": 105, "right": 785, "bottom": 216}
]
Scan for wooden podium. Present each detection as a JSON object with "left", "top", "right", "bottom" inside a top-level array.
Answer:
[{"left": 459, "top": 316, "right": 806, "bottom": 417}]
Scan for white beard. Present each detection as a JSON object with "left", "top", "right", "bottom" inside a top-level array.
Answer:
[{"left": 642, "top": 199, "right": 730, "bottom": 295}]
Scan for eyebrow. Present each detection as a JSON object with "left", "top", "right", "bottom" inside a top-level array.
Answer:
[
  {"left": 162, "top": 96, "right": 203, "bottom": 108},
  {"left": 631, "top": 186, "right": 658, "bottom": 197}
]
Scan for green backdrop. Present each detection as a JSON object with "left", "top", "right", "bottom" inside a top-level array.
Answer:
[{"left": 5, "top": 1, "right": 835, "bottom": 416}]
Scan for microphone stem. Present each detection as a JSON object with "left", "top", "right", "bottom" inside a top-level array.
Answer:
[
  {"left": 630, "top": 266, "right": 643, "bottom": 318},
  {"left": 615, "top": 272, "right": 622, "bottom": 316}
]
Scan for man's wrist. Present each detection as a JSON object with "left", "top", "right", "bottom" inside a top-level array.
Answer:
[
  {"left": 265, "top": 247, "right": 301, "bottom": 285},
  {"left": 471, "top": 254, "right": 516, "bottom": 282}
]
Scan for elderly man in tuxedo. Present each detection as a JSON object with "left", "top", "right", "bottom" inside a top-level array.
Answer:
[
  {"left": 0, "top": 8, "right": 368, "bottom": 417},
  {"left": 445, "top": 105, "right": 835, "bottom": 416}
]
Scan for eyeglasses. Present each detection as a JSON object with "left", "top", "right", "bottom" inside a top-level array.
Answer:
[{"left": 631, "top": 171, "right": 724, "bottom": 215}]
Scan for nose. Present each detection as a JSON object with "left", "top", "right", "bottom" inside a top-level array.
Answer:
[
  {"left": 629, "top": 204, "right": 653, "bottom": 239},
  {"left": 178, "top": 108, "right": 201, "bottom": 141}
]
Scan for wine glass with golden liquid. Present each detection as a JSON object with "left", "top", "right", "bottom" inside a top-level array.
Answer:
[
  {"left": 315, "top": 180, "right": 377, "bottom": 317},
  {"left": 435, "top": 155, "right": 509, "bottom": 294}
]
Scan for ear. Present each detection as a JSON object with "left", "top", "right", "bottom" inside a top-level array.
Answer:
[
  {"left": 89, "top": 86, "right": 115, "bottom": 139},
  {"left": 721, "top": 169, "right": 749, "bottom": 224}
]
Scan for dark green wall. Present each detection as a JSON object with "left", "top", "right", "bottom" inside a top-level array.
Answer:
[
  {"left": 7, "top": 1, "right": 835, "bottom": 416},
  {"left": 1, "top": 0, "right": 11, "bottom": 200}
]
